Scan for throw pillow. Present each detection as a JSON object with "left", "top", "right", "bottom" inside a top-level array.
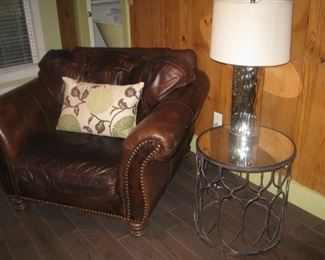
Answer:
[{"left": 56, "top": 76, "right": 144, "bottom": 138}]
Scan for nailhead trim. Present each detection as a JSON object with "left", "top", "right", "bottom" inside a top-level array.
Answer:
[
  {"left": 122, "top": 139, "right": 162, "bottom": 221},
  {"left": 8, "top": 195, "right": 143, "bottom": 224},
  {"left": 139, "top": 144, "right": 161, "bottom": 222}
]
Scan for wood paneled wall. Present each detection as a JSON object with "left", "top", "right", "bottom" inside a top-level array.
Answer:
[
  {"left": 56, "top": 0, "right": 78, "bottom": 49},
  {"left": 129, "top": 0, "right": 325, "bottom": 195}
]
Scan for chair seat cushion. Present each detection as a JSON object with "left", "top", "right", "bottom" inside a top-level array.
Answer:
[{"left": 12, "top": 131, "right": 124, "bottom": 215}]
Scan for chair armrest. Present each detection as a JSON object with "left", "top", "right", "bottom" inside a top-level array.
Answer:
[
  {"left": 118, "top": 82, "right": 208, "bottom": 221},
  {"left": 123, "top": 101, "right": 193, "bottom": 163},
  {"left": 123, "top": 80, "right": 208, "bottom": 162},
  {"left": 0, "top": 78, "right": 61, "bottom": 159}
]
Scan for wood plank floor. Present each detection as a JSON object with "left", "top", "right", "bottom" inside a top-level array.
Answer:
[{"left": 0, "top": 153, "right": 324, "bottom": 259}]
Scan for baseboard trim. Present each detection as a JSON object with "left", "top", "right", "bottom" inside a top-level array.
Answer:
[
  {"left": 190, "top": 135, "right": 325, "bottom": 220},
  {"left": 287, "top": 180, "right": 325, "bottom": 220}
]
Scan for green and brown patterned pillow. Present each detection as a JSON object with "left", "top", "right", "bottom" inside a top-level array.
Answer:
[{"left": 56, "top": 77, "right": 144, "bottom": 138}]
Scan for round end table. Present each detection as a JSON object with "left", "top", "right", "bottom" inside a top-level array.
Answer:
[{"left": 194, "top": 125, "right": 296, "bottom": 255}]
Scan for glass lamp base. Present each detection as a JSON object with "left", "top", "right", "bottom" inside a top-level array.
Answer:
[
  {"left": 229, "top": 66, "right": 260, "bottom": 166},
  {"left": 230, "top": 66, "right": 259, "bottom": 139}
]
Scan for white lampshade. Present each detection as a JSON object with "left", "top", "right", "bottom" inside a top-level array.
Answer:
[{"left": 210, "top": 0, "right": 293, "bottom": 66}]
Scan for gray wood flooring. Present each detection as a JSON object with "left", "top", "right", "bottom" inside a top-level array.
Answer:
[{"left": 0, "top": 153, "right": 324, "bottom": 259}]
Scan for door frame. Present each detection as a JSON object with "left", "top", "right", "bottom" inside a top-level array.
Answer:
[
  {"left": 86, "top": 0, "right": 95, "bottom": 47},
  {"left": 86, "top": 0, "right": 131, "bottom": 47}
]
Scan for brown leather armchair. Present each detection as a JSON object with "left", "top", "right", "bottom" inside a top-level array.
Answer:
[{"left": 0, "top": 47, "right": 208, "bottom": 236}]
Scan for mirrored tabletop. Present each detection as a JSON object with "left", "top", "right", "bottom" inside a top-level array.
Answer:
[{"left": 197, "top": 125, "right": 296, "bottom": 171}]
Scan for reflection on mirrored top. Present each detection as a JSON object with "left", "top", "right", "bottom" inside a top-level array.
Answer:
[{"left": 197, "top": 125, "right": 296, "bottom": 171}]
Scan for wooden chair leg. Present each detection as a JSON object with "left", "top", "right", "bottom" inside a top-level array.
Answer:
[
  {"left": 9, "top": 197, "right": 28, "bottom": 210},
  {"left": 128, "top": 221, "right": 148, "bottom": 237}
]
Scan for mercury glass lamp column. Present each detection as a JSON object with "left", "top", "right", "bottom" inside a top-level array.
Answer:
[
  {"left": 230, "top": 66, "right": 259, "bottom": 139},
  {"left": 230, "top": 66, "right": 259, "bottom": 165}
]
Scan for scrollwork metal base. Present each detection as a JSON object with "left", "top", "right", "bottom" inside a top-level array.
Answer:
[{"left": 194, "top": 154, "right": 292, "bottom": 255}]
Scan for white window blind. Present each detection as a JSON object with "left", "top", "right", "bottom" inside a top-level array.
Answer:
[{"left": 0, "top": 0, "right": 38, "bottom": 69}]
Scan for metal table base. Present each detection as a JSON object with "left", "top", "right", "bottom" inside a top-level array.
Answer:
[{"left": 194, "top": 126, "right": 296, "bottom": 256}]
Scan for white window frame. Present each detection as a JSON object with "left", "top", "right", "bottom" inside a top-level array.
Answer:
[{"left": 0, "top": 0, "right": 46, "bottom": 84}]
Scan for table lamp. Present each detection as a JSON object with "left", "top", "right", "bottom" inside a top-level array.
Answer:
[{"left": 210, "top": 0, "right": 293, "bottom": 165}]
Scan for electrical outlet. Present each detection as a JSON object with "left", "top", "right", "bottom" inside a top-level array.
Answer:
[{"left": 213, "top": 112, "right": 223, "bottom": 127}]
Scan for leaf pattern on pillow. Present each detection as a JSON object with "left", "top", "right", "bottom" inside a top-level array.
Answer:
[
  {"left": 117, "top": 99, "right": 128, "bottom": 109},
  {"left": 88, "top": 115, "right": 94, "bottom": 124},
  {"left": 112, "top": 116, "right": 135, "bottom": 138},
  {"left": 56, "top": 77, "right": 144, "bottom": 138},
  {"left": 57, "top": 114, "right": 81, "bottom": 132},
  {"left": 71, "top": 86, "right": 80, "bottom": 97},
  {"left": 63, "top": 84, "right": 87, "bottom": 111},
  {"left": 83, "top": 87, "right": 140, "bottom": 135},
  {"left": 83, "top": 126, "right": 93, "bottom": 134},
  {"left": 95, "top": 121, "right": 106, "bottom": 134},
  {"left": 74, "top": 106, "right": 79, "bottom": 116},
  {"left": 64, "top": 96, "right": 71, "bottom": 107},
  {"left": 82, "top": 89, "right": 89, "bottom": 99}
]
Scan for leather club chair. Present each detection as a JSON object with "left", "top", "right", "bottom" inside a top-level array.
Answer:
[{"left": 0, "top": 47, "right": 209, "bottom": 236}]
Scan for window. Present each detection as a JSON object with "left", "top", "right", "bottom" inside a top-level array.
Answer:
[{"left": 0, "top": 0, "right": 45, "bottom": 83}]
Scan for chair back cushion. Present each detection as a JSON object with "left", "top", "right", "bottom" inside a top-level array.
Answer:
[{"left": 38, "top": 47, "right": 197, "bottom": 122}]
